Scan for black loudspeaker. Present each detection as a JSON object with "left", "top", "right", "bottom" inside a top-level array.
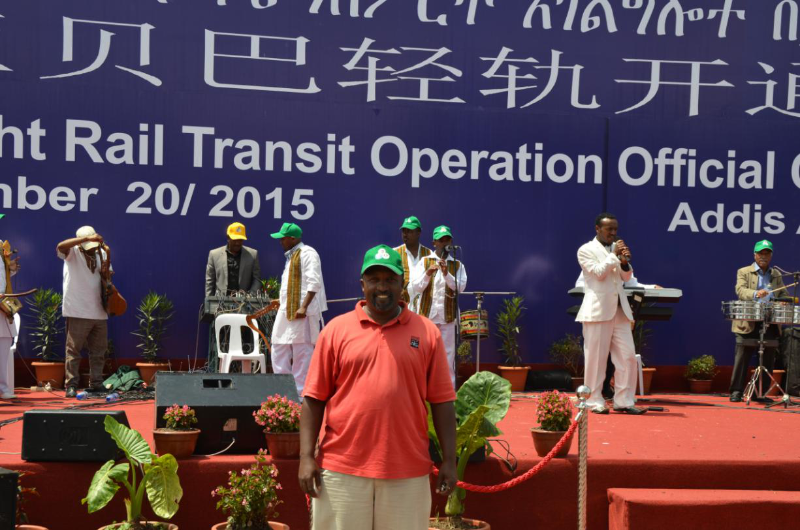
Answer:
[
  {"left": 155, "top": 373, "right": 299, "bottom": 455},
  {"left": 781, "top": 328, "right": 800, "bottom": 396},
  {"left": 0, "top": 468, "right": 17, "bottom": 530},
  {"left": 525, "top": 368, "right": 573, "bottom": 391},
  {"left": 21, "top": 409, "right": 129, "bottom": 462}
]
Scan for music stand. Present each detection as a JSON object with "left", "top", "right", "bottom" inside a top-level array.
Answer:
[
  {"left": 460, "top": 291, "right": 516, "bottom": 372},
  {"left": 766, "top": 268, "right": 800, "bottom": 409}
]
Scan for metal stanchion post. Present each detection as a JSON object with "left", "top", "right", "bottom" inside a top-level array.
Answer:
[{"left": 576, "top": 385, "right": 590, "bottom": 530}]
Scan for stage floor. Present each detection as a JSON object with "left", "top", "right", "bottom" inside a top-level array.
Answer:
[{"left": 3, "top": 388, "right": 800, "bottom": 530}]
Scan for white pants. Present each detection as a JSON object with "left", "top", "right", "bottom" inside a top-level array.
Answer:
[
  {"left": 435, "top": 321, "right": 456, "bottom": 389},
  {"left": 271, "top": 342, "right": 315, "bottom": 397},
  {"left": 582, "top": 306, "right": 638, "bottom": 409},
  {"left": 312, "top": 469, "right": 431, "bottom": 530},
  {"left": 0, "top": 338, "right": 11, "bottom": 395}
]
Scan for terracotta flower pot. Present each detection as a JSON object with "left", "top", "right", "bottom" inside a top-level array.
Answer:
[
  {"left": 641, "top": 367, "right": 656, "bottom": 395},
  {"left": 687, "top": 378, "right": 713, "bottom": 394},
  {"left": 136, "top": 362, "right": 170, "bottom": 387},
  {"left": 100, "top": 523, "right": 178, "bottom": 529},
  {"left": 153, "top": 428, "right": 201, "bottom": 458},
  {"left": 264, "top": 432, "right": 300, "bottom": 459},
  {"left": 570, "top": 376, "right": 584, "bottom": 391},
  {"left": 31, "top": 361, "right": 65, "bottom": 389},
  {"left": 16, "top": 525, "right": 50, "bottom": 529},
  {"left": 498, "top": 366, "right": 530, "bottom": 392},
  {"left": 211, "top": 522, "right": 289, "bottom": 530},
  {"left": 530, "top": 428, "right": 573, "bottom": 458},
  {"left": 768, "top": 369, "right": 786, "bottom": 396},
  {"left": 429, "top": 517, "right": 490, "bottom": 529}
]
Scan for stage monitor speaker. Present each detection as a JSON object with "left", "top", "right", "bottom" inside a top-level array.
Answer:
[
  {"left": 21, "top": 409, "right": 129, "bottom": 462},
  {"left": 155, "top": 372, "right": 299, "bottom": 455},
  {"left": 0, "top": 468, "right": 17, "bottom": 530}
]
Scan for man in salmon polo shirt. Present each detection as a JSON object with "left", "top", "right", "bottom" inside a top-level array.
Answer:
[{"left": 299, "top": 244, "right": 457, "bottom": 530}]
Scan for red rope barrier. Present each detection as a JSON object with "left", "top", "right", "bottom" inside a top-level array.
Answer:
[{"left": 431, "top": 419, "right": 579, "bottom": 493}]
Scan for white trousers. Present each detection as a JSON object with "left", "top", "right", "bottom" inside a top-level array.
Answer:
[
  {"left": 271, "top": 342, "right": 315, "bottom": 397},
  {"left": 435, "top": 321, "right": 456, "bottom": 389},
  {"left": 0, "top": 338, "right": 11, "bottom": 395},
  {"left": 312, "top": 469, "right": 431, "bottom": 530},
  {"left": 582, "top": 306, "right": 638, "bottom": 409}
]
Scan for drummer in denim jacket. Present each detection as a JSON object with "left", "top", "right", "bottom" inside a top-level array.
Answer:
[{"left": 729, "top": 240, "right": 785, "bottom": 402}]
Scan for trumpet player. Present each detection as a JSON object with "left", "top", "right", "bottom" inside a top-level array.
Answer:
[{"left": 575, "top": 213, "right": 646, "bottom": 415}]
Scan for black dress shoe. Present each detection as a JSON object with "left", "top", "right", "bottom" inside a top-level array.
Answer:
[
  {"left": 613, "top": 406, "right": 648, "bottom": 415},
  {"left": 65, "top": 387, "right": 77, "bottom": 398},
  {"left": 729, "top": 391, "right": 743, "bottom": 402},
  {"left": 590, "top": 406, "right": 609, "bottom": 414},
  {"left": 752, "top": 395, "right": 775, "bottom": 403}
]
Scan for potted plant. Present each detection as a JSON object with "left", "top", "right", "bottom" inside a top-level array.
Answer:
[
  {"left": 153, "top": 404, "right": 201, "bottom": 459},
  {"left": 82, "top": 415, "right": 182, "bottom": 530},
  {"left": 548, "top": 333, "right": 584, "bottom": 390},
  {"left": 253, "top": 394, "right": 301, "bottom": 459},
  {"left": 455, "top": 340, "right": 473, "bottom": 389},
  {"left": 685, "top": 355, "right": 717, "bottom": 393},
  {"left": 495, "top": 296, "right": 529, "bottom": 391},
  {"left": 259, "top": 276, "right": 281, "bottom": 300},
  {"left": 428, "top": 371, "right": 511, "bottom": 530},
  {"left": 211, "top": 449, "right": 288, "bottom": 530},
  {"left": 530, "top": 390, "right": 574, "bottom": 458},
  {"left": 16, "top": 471, "right": 48, "bottom": 530},
  {"left": 27, "top": 288, "right": 65, "bottom": 389},
  {"left": 132, "top": 291, "right": 174, "bottom": 386}
]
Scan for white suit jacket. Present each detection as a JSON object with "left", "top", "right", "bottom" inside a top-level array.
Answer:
[{"left": 575, "top": 238, "right": 634, "bottom": 323}]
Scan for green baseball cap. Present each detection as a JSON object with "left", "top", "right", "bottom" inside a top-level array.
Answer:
[
  {"left": 0, "top": 214, "right": 4, "bottom": 220},
  {"left": 400, "top": 216, "right": 422, "bottom": 230},
  {"left": 270, "top": 222, "right": 302, "bottom": 239},
  {"left": 433, "top": 225, "right": 452, "bottom": 240},
  {"left": 754, "top": 239, "right": 773, "bottom": 253},
  {"left": 361, "top": 244, "right": 403, "bottom": 276}
]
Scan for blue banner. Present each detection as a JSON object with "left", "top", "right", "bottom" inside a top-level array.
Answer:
[{"left": 1, "top": 0, "right": 799, "bottom": 366}]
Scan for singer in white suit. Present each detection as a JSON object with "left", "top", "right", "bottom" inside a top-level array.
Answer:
[{"left": 575, "top": 213, "right": 646, "bottom": 414}]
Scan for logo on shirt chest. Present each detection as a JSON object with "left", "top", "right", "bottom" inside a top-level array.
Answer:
[{"left": 410, "top": 336, "right": 420, "bottom": 349}]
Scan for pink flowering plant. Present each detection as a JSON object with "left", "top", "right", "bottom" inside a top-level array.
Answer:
[
  {"left": 212, "top": 449, "right": 283, "bottom": 530},
  {"left": 163, "top": 404, "right": 199, "bottom": 431},
  {"left": 536, "top": 390, "right": 573, "bottom": 432},
  {"left": 253, "top": 394, "right": 301, "bottom": 434}
]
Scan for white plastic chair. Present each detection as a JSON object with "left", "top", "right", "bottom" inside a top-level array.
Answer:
[{"left": 214, "top": 314, "right": 266, "bottom": 374}]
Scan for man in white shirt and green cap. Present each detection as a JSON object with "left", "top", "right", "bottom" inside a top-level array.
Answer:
[
  {"left": 409, "top": 225, "right": 467, "bottom": 388},
  {"left": 394, "top": 216, "right": 432, "bottom": 305},
  {"left": 270, "top": 222, "right": 327, "bottom": 397}
]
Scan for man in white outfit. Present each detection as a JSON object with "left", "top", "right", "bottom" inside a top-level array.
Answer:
[
  {"left": 270, "top": 222, "right": 327, "bottom": 397},
  {"left": 575, "top": 213, "right": 646, "bottom": 415},
  {"left": 409, "top": 225, "right": 467, "bottom": 388}
]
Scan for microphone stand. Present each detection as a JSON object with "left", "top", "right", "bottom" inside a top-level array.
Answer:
[{"left": 766, "top": 267, "right": 800, "bottom": 408}]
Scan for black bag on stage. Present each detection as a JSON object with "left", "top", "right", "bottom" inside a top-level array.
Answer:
[{"left": 780, "top": 328, "right": 800, "bottom": 397}]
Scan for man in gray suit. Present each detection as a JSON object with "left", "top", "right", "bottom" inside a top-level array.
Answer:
[{"left": 205, "top": 222, "right": 262, "bottom": 297}]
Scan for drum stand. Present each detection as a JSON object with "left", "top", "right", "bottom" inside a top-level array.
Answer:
[
  {"left": 743, "top": 320, "right": 784, "bottom": 406},
  {"left": 462, "top": 291, "right": 515, "bottom": 373}
]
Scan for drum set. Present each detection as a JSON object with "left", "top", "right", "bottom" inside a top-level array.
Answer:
[{"left": 721, "top": 300, "right": 797, "bottom": 405}]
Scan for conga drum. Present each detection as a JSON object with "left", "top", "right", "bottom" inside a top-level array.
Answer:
[{"left": 460, "top": 310, "right": 488, "bottom": 340}]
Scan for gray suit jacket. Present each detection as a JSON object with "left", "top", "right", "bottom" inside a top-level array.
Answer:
[{"left": 205, "top": 245, "right": 261, "bottom": 296}]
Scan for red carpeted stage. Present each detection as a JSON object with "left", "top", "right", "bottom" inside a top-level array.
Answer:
[{"left": 4, "top": 388, "right": 800, "bottom": 530}]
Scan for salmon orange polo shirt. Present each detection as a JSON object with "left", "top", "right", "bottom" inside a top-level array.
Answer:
[{"left": 303, "top": 301, "right": 456, "bottom": 480}]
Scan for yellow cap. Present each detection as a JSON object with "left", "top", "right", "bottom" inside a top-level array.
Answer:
[{"left": 227, "top": 222, "right": 247, "bottom": 241}]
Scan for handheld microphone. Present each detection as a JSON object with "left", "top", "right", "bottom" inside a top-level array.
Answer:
[{"left": 611, "top": 239, "right": 631, "bottom": 263}]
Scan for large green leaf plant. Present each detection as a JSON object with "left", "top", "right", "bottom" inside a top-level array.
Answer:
[
  {"left": 82, "top": 416, "right": 182, "bottom": 529},
  {"left": 428, "top": 371, "right": 511, "bottom": 521}
]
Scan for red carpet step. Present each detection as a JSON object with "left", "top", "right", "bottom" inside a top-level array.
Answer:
[{"left": 608, "top": 488, "right": 800, "bottom": 530}]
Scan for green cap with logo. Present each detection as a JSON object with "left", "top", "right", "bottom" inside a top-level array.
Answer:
[
  {"left": 433, "top": 225, "right": 452, "bottom": 240},
  {"left": 361, "top": 244, "right": 403, "bottom": 276},
  {"left": 754, "top": 239, "right": 773, "bottom": 253},
  {"left": 400, "top": 216, "right": 422, "bottom": 230},
  {"left": 0, "top": 214, "right": 4, "bottom": 220},
  {"left": 270, "top": 222, "right": 302, "bottom": 239}
]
